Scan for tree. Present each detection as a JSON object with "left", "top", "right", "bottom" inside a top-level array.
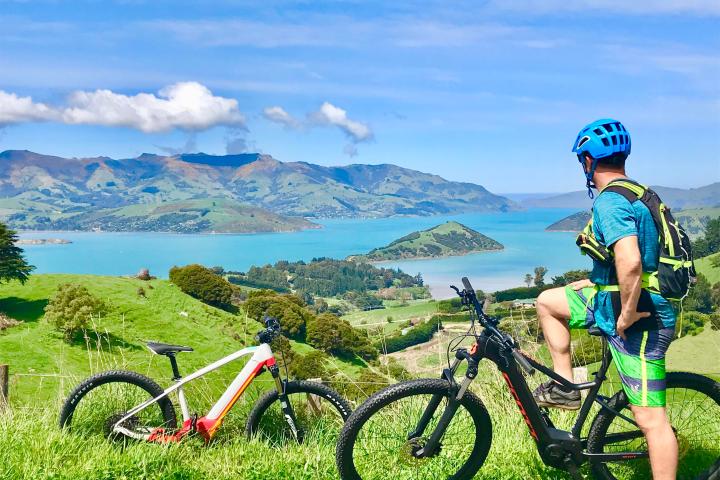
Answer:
[
  {"left": 551, "top": 269, "right": 591, "bottom": 286},
  {"left": 524, "top": 274, "right": 533, "bottom": 288},
  {"left": 290, "top": 351, "right": 329, "bottom": 380},
  {"left": 711, "top": 282, "right": 720, "bottom": 311},
  {"left": 44, "top": 284, "right": 107, "bottom": 342},
  {"left": 534, "top": 266, "right": 548, "bottom": 287},
  {"left": 169, "top": 264, "right": 235, "bottom": 311},
  {"left": 685, "top": 273, "right": 713, "bottom": 314},
  {"left": 692, "top": 218, "right": 720, "bottom": 258},
  {"left": 0, "top": 222, "right": 34, "bottom": 285}
]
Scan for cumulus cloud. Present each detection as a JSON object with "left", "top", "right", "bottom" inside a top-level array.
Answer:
[
  {"left": 311, "top": 102, "right": 373, "bottom": 143},
  {"left": 263, "top": 101, "right": 373, "bottom": 156},
  {"left": 262, "top": 106, "right": 301, "bottom": 129},
  {"left": 0, "top": 90, "right": 57, "bottom": 125},
  {"left": 0, "top": 82, "right": 246, "bottom": 132}
]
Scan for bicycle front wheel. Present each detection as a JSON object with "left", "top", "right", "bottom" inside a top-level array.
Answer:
[
  {"left": 587, "top": 371, "right": 720, "bottom": 480},
  {"left": 336, "top": 378, "right": 492, "bottom": 480},
  {"left": 245, "top": 380, "right": 352, "bottom": 446}
]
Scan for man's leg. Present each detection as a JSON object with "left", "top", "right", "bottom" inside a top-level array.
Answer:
[
  {"left": 631, "top": 406, "right": 677, "bottom": 480},
  {"left": 536, "top": 287, "right": 573, "bottom": 382}
]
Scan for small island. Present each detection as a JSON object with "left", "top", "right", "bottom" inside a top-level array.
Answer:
[
  {"left": 546, "top": 210, "right": 591, "bottom": 232},
  {"left": 349, "top": 221, "right": 503, "bottom": 262},
  {"left": 16, "top": 238, "right": 72, "bottom": 245}
]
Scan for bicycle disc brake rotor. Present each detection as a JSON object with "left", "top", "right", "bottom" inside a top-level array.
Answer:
[
  {"left": 104, "top": 412, "right": 139, "bottom": 441},
  {"left": 400, "top": 436, "right": 442, "bottom": 464}
]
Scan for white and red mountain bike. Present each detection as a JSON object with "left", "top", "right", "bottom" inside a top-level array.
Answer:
[{"left": 59, "top": 317, "right": 352, "bottom": 444}]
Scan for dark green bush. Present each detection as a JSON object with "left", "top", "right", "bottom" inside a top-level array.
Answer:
[
  {"left": 679, "top": 311, "right": 707, "bottom": 337},
  {"left": 290, "top": 350, "right": 329, "bottom": 380},
  {"left": 169, "top": 264, "right": 235, "bottom": 311},
  {"left": 244, "top": 290, "right": 310, "bottom": 339},
  {"left": 378, "top": 316, "right": 442, "bottom": 354}
]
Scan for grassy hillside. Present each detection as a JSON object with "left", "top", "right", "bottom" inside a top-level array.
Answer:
[
  {"left": 0, "top": 274, "right": 360, "bottom": 406},
  {"left": 350, "top": 221, "right": 503, "bottom": 262},
  {"left": 1, "top": 197, "right": 319, "bottom": 234},
  {"left": 696, "top": 253, "right": 720, "bottom": 284}
]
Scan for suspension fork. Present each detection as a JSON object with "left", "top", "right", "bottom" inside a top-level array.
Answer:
[
  {"left": 270, "top": 363, "right": 304, "bottom": 441},
  {"left": 412, "top": 353, "right": 477, "bottom": 458}
]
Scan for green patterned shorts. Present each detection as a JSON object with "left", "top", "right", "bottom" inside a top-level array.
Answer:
[{"left": 564, "top": 286, "right": 673, "bottom": 407}]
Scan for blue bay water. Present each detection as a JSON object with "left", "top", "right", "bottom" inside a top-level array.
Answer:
[{"left": 18, "top": 208, "right": 589, "bottom": 298}]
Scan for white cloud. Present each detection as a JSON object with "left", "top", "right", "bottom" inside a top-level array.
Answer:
[
  {"left": 0, "top": 82, "right": 246, "bottom": 132},
  {"left": 311, "top": 102, "right": 373, "bottom": 143},
  {"left": 61, "top": 82, "right": 245, "bottom": 133},
  {"left": 0, "top": 90, "right": 57, "bottom": 124},
  {"left": 263, "top": 102, "right": 373, "bottom": 156},
  {"left": 263, "top": 106, "right": 301, "bottom": 129}
]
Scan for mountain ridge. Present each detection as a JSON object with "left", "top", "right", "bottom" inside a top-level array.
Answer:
[{"left": 0, "top": 151, "right": 516, "bottom": 228}]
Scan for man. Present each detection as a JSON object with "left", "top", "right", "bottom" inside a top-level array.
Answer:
[{"left": 533, "top": 119, "right": 678, "bottom": 479}]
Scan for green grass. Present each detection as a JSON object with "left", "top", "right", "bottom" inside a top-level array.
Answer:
[
  {"left": 342, "top": 300, "right": 439, "bottom": 335},
  {"left": 0, "top": 274, "right": 359, "bottom": 405},
  {"left": 696, "top": 253, "right": 720, "bottom": 284}
]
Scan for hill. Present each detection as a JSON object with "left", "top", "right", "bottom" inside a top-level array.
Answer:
[
  {"left": 546, "top": 206, "right": 720, "bottom": 238},
  {"left": 0, "top": 150, "right": 516, "bottom": 232},
  {"left": 0, "top": 274, "right": 364, "bottom": 405},
  {"left": 2, "top": 197, "right": 319, "bottom": 233},
  {"left": 695, "top": 253, "right": 720, "bottom": 284},
  {"left": 525, "top": 182, "right": 720, "bottom": 210},
  {"left": 349, "top": 221, "right": 503, "bottom": 262},
  {"left": 545, "top": 210, "right": 591, "bottom": 232}
]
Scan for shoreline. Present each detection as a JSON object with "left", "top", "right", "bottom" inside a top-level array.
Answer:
[{"left": 358, "top": 247, "right": 505, "bottom": 265}]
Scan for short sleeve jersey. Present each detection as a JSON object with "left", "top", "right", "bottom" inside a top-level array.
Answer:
[{"left": 589, "top": 187, "right": 676, "bottom": 335}]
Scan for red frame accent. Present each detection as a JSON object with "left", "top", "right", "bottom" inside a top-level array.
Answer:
[{"left": 502, "top": 372, "right": 539, "bottom": 441}]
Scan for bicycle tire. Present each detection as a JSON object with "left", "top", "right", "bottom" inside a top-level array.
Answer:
[
  {"left": 59, "top": 370, "right": 177, "bottom": 438},
  {"left": 245, "top": 380, "right": 352, "bottom": 443},
  {"left": 587, "top": 371, "right": 720, "bottom": 480},
  {"left": 336, "top": 378, "right": 492, "bottom": 480}
]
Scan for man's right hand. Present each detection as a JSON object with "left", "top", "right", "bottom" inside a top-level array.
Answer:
[{"left": 568, "top": 279, "right": 594, "bottom": 290}]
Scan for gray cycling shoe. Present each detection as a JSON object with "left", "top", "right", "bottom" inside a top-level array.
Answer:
[{"left": 533, "top": 380, "right": 581, "bottom": 410}]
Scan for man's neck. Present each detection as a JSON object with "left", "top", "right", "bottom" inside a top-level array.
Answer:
[{"left": 593, "top": 171, "right": 628, "bottom": 192}]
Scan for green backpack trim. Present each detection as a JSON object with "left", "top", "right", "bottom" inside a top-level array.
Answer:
[{"left": 575, "top": 179, "right": 696, "bottom": 300}]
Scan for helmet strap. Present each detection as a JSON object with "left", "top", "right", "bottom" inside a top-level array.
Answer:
[{"left": 578, "top": 155, "right": 599, "bottom": 199}]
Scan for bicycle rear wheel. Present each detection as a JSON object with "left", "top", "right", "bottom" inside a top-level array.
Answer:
[
  {"left": 59, "top": 370, "right": 176, "bottom": 441},
  {"left": 587, "top": 372, "right": 720, "bottom": 480},
  {"left": 336, "top": 378, "right": 492, "bottom": 480}
]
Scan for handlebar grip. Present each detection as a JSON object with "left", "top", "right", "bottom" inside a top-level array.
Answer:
[
  {"left": 512, "top": 350, "right": 535, "bottom": 376},
  {"left": 461, "top": 277, "right": 473, "bottom": 292}
]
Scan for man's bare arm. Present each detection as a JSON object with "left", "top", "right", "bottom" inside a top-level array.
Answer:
[{"left": 613, "top": 235, "right": 650, "bottom": 339}]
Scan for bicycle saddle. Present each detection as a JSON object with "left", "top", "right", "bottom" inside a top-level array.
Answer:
[{"left": 146, "top": 341, "right": 194, "bottom": 356}]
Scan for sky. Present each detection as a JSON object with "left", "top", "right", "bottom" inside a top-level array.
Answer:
[{"left": 0, "top": 0, "right": 718, "bottom": 193}]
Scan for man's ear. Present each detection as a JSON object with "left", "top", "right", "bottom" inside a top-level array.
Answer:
[{"left": 584, "top": 154, "right": 593, "bottom": 171}]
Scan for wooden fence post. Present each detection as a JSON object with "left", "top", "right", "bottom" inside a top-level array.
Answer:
[{"left": 0, "top": 364, "right": 8, "bottom": 409}]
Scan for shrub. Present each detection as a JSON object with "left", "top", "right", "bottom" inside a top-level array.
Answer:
[
  {"left": 438, "top": 297, "right": 464, "bottom": 314},
  {"left": 709, "top": 312, "right": 720, "bottom": 331},
  {"left": 679, "top": 311, "right": 707, "bottom": 337},
  {"left": 290, "top": 350, "right": 329, "bottom": 380},
  {"left": 378, "top": 316, "right": 442, "bottom": 354},
  {"left": 244, "top": 290, "right": 311, "bottom": 339},
  {"left": 137, "top": 287, "right": 146, "bottom": 298},
  {"left": 494, "top": 286, "right": 548, "bottom": 302},
  {"left": 385, "top": 357, "right": 411, "bottom": 380},
  {"left": 44, "top": 284, "right": 107, "bottom": 342},
  {"left": 169, "top": 264, "right": 235, "bottom": 311},
  {"left": 306, "top": 313, "right": 378, "bottom": 360}
]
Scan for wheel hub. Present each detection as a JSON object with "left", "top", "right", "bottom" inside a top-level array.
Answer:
[
  {"left": 104, "top": 412, "right": 139, "bottom": 441},
  {"left": 402, "top": 437, "right": 442, "bottom": 461}
]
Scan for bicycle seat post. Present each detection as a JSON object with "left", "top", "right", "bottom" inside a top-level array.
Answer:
[{"left": 167, "top": 353, "right": 182, "bottom": 381}]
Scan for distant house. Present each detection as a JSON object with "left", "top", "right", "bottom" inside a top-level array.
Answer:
[{"left": 512, "top": 298, "right": 536, "bottom": 309}]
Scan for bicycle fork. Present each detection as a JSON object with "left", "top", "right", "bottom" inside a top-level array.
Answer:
[
  {"left": 271, "top": 364, "right": 305, "bottom": 442},
  {"left": 410, "top": 351, "right": 477, "bottom": 458}
]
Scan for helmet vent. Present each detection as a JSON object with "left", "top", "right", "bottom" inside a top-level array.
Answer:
[
  {"left": 603, "top": 123, "right": 614, "bottom": 132},
  {"left": 593, "top": 128, "right": 603, "bottom": 135},
  {"left": 601, "top": 137, "right": 610, "bottom": 147},
  {"left": 577, "top": 136, "right": 590, "bottom": 148},
  {"left": 611, "top": 135, "right": 618, "bottom": 145}
]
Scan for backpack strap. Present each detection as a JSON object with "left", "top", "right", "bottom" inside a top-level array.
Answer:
[{"left": 601, "top": 178, "right": 645, "bottom": 204}]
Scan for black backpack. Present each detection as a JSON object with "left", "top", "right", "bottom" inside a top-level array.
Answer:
[{"left": 576, "top": 179, "right": 696, "bottom": 300}]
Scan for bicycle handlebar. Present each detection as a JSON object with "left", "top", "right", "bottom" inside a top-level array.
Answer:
[{"left": 452, "top": 277, "right": 535, "bottom": 376}]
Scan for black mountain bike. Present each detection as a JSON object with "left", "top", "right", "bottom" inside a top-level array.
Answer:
[{"left": 336, "top": 277, "right": 720, "bottom": 480}]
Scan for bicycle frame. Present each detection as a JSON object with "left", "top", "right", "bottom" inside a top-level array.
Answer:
[
  {"left": 410, "top": 330, "right": 649, "bottom": 472},
  {"left": 112, "top": 343, "right": 281, "bottom": 442}
]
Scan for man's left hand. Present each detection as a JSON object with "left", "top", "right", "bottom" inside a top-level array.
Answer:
[{"left": 616, "top": 310, "right": 651, "bottom": 340}]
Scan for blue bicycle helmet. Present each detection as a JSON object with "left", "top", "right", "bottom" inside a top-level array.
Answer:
[{"left": 572, "top": 119, "right": 631, "bottom": 198}]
